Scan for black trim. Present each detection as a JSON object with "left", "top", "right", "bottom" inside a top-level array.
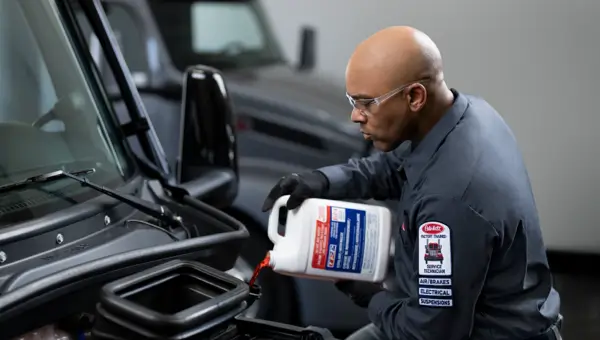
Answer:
[
  {"left": 0, "top": 193, "right": 249, "bottom": 339},
  {"left": 249, "top": 117, "right": 325, "bottom": 151},
  {"left": 58, "top": 0, "right": 173, "bottom": 184},
  {"left": 0, "top": 176, "right": 142, "bottom": 245},
  {"left": 120, "top": 117, "right": 150, "bottom": 137},
  {"left": 0, "top": 172, "right": 129, "bottom": 228},
  {"left": 57, "top": 0, "right": 138, "bottom": 179}
]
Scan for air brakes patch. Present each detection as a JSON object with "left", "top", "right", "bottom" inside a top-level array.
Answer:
[
  {"left": 418, "top": 222, "right": 452, "bottom": 276},
  {"left": 419, "top": 278, "right": 452, "bottom": 286}
]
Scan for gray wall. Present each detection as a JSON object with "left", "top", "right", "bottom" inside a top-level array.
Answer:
[{"left": 262, "top": 0, "right": 600, "bottom": 253}]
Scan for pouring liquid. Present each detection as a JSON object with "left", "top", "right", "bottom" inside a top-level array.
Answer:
[{"left": 248, "top": 252, "right": 271, "bottom": 287}]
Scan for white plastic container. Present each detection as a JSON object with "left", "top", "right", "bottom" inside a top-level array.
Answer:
[{"left": 267, "top": 195, "right": 393, "bottom": 282}]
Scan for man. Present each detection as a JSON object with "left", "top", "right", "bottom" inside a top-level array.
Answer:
[{"left": 262, "top": 26, "right": 562, "bottom": 340}]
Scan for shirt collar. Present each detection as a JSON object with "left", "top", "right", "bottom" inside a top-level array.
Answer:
[{"left": 399, "top": 89, "right": 469, "bottom": 184}]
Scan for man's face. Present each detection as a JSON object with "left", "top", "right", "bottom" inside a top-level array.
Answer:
[{"left": 346, "top": 71, "right": 414, "bottom": 152}]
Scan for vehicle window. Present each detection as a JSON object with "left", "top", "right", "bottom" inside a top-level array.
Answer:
[
  {"left": 75, "top": 4, "right": 149, "bottom": 88},
  {"left": 0, "top": 2, "right": 59, "bottom": 131},
  {"left": 104, "top": 4, "right": 149, "bottom": 86},
  {"left": 72, "top": 4, "right": 151, "bottom": 158},
  {"left": 75, "top": 5, "right": 183, "bottom": 173},
  {"left": 190, "top": 3, "right": 265, "bottom": 53},
  {"left": 148, "top": 0, "right": 285, "bottom": 71},
  {"left": 0, "top": 0, "right": 133, "bottom": 226}
]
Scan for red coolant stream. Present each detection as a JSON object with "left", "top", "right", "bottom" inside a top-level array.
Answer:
[{"left": 248, "top": 252, "right": 271, "bottom": 287}]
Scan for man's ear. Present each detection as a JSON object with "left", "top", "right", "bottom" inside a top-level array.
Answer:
[{"left": 408, "top": 85, "right": 427, "bottom": 111}]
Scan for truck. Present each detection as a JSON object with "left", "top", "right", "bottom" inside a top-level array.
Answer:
[
  {"left": 0, "top": 0, "right": 339, "bottom": 338},
  {"left": 95, "top": 0, "right": 370, "bottom": 170},
  {"left": 86, "top": 0, "right": 375, "bottom": 334},
  {"left": 424, "top": 240, "right": 444, "bottom": 265}
]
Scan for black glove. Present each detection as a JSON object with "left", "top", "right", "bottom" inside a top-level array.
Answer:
[
  {"left": 261, "top": 171, "right": 329, "bottom": 212},
  {"left": 335, "top": 280, "right": 384, "bottom": 308}
]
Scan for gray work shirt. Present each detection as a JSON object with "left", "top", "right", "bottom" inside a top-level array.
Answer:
[{"left": 318, "top": 90, "right": 560, "bottom": 340}]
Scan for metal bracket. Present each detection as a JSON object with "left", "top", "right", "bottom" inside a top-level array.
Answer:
[{"left": 120, "top": 117, "right": 150, "bottom": 137}]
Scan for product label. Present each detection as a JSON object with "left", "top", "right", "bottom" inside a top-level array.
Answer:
[{"left": 311, "top": 205, "right": 379, "bottom": 274}]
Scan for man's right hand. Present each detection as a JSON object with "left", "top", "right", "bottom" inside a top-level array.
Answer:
[{"left": 261, "top": 171, "right": 329, "bottom": 212}]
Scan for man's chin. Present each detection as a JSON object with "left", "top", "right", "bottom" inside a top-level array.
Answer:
[
  {"left": 371, "top": 140, "right": 393, "bottom": 152},
  {"left": 372, "top": 138, "right": 405, "bottom": 152}
]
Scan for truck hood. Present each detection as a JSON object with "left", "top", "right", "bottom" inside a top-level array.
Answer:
[{"left": 222, "top": 65, "right": 361, "bottom": 137}]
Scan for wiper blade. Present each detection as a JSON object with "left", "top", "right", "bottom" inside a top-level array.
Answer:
[
  {"left": 0, "top": 169, "right": 184, "bottom": 228},
  {"left": 0, "top": 169, "right": 95, "bottom": 194}
]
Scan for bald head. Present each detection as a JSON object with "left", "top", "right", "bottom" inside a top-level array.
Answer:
[
  {"left": 346, "top": 26, "right": 444, "bottom": 92},
  {"left": 346, "top": 26, "right": 454, "bottom": 152}
]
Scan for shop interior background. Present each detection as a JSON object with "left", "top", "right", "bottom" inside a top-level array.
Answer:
[{"left": 261, "top": 0, "right": 600, "bottom": 337}]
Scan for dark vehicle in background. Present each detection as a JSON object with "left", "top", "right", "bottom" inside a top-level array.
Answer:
[
  {"left": 146, "top": 0, "right": 369, "bottom": 169},
  {"left": 0, "top": 0, "right": 264, "bottom": 338},
  {"left": 90, "top": 0, "right": 373, "bottom": 334}
]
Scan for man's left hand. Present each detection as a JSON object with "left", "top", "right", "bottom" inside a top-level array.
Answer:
[{"left": 335, "top": 280, "right": 384, "bottom": 308}]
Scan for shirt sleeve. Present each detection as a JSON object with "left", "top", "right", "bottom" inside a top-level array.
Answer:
[
  {"left": 368, "top": 195, "right": 499, "bottom": 340},
  {"left": 317, "top": 148, "right": 406, "bottom": 200}
]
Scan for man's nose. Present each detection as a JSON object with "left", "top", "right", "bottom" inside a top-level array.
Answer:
[{"left": 350, "top": 108, "right": 367, "bottom": 123}]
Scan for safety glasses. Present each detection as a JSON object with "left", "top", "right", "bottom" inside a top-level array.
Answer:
[{"left": 346, "top": 78, "right": 430, "bottom": 117}]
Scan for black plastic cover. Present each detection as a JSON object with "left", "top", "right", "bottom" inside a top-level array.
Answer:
[
  {"left": 90, "top": 257, "right": 339, "bottom": 340},
  {"left": 0, "top": 194, "right": 248, "bottom": 339},
  {"left": 99, "top": 260, "right": 249, "bottom": 334},
  {"left": 92, "top": 310, "right": 339, "bottom": 340},
  {"left": 226, "top": 316, "right": 340, "bottom": 340}
]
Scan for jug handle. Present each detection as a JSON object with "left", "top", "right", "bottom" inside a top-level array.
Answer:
[{"left": 267, "top": 195, "right": 289, "bottom": 244}]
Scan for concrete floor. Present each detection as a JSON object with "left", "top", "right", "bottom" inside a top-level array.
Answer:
[
  {"left": 547, "top": 252, "right": 600, "bottom": 338},
  {"left": 553, "top": 273, "right": 600, "bottom": 338}
]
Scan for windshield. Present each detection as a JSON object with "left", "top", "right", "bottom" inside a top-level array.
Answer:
[
  {"left": 148, "top": 0, "right": 285, "bottom": 71},
  {"left": 0, "top": 0, "right": 134, "bottom": 226}
]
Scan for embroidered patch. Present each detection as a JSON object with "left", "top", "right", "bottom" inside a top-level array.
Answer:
[
  {"left": 419, "top": 287, "right": 453, "bottom": 297},
  {"left": 418, "top": 222, "right": 452, "bottom": 276},
  {"left": 419, "top": 277, "right": 452, "bottom": 286},
  {"left": 419, "top": 297, "right": 453, "bottom": 307}
]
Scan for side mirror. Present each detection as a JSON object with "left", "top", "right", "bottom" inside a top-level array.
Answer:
[
  {"left": 297, "top": 25, "right": 316, "bottom": 71},
  {"left": 176, "top": 65, "right": 239, "bottom": 208}
]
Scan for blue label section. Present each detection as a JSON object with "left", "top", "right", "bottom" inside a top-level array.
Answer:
[{"left": 325, "top": 207, "right": 366, "bottom": 273}]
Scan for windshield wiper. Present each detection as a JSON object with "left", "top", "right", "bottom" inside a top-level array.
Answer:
[{"left": 0, "top": 169, "right": 184, "bottom": 228}]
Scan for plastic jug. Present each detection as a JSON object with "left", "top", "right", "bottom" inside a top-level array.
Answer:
[{"left": 267, "top": 195, "right": 393, "bottom": 282}]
